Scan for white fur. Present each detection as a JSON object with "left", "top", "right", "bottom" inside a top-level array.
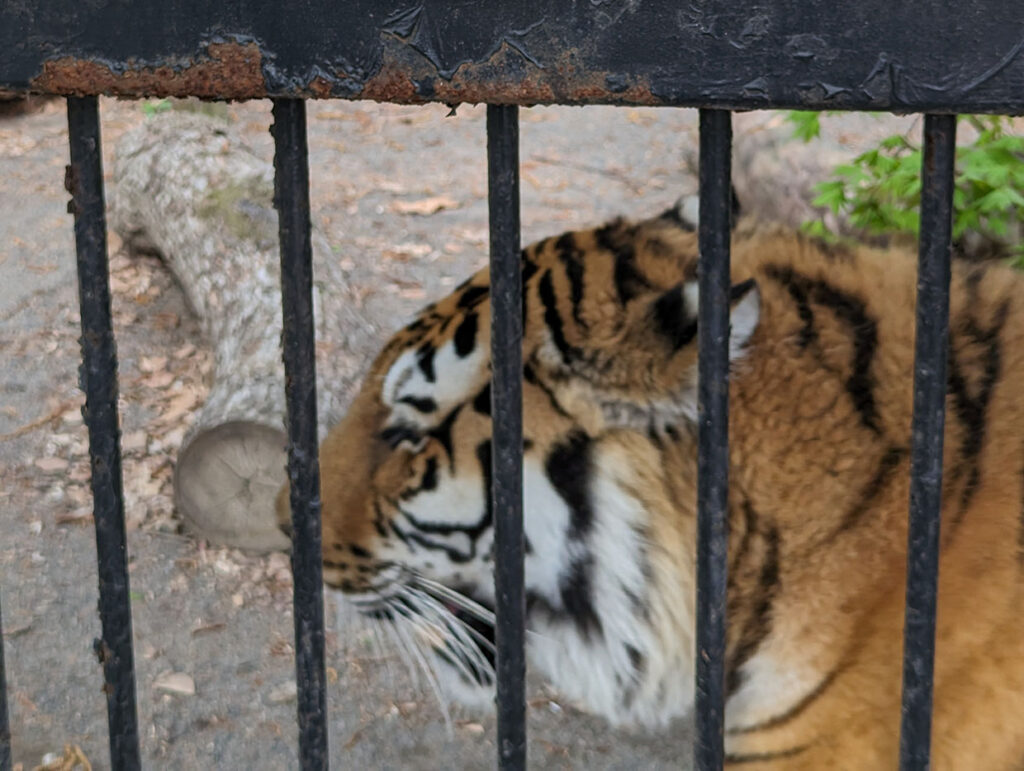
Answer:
[
  {"left": 365, "top": 442, "right": 699, "bottom": 728},
  {"left": 382, "top": 338, "right": 490, "bottom": 427},
  {"left": 725, "top": 649, "right": 819, "bottom": 732}
]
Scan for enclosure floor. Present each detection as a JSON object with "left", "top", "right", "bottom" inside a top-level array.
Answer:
[{"left": 0, "top": 97, "right": 703, "bottom": 770}]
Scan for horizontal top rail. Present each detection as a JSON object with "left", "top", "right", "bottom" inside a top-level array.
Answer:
[{"left": 2, "top": 1, "right": 1023, "bottom": 112}]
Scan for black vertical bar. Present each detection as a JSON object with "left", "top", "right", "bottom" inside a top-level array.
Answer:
[
  {"left": 65, "top": 96, "right": 141, "bottom": 771},
  {"left": 271, "top": 98, "right": 329, "bottom": 771},
  {"left": 0, "top": 590, "right": 11, "bottom": 771},
  {"left": 899, "top": 113, "right": 956, "bottom": 771},
  {"left": 694, "top": 108, "right": 733, "bottom": 771},
  {"left": 487, "top": 104, "right": 526, "bottom": 771}
]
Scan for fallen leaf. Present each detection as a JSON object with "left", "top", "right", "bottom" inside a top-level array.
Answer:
[
  {"left": 382, "top": 242, "right": 433, "bottom": 262},
  {"left": 34, "top": 457, "right": 69, "bottom": 472},
  {"left": 33, "top": 743, "right": 92, "bottom": 771},
  {"left": 191, "top": 622, "right": 226, "bottom": 636},
  {"left": 55, "top": 509, "right": 93, "bottom": 527},
  {"left": 267, "top": 681, "right": 298, "bottom": 704},
  {"left": 153, "top": 312, "right": 180, "bottom": 330},
  {"left": 158, "top": 390, "right": 201, "bottom": 424},
  {"left": 141, "top": 371, "right": 175, "bottom": 389},
  {"left": 139, "top": 355, "right": 168, "bottom": 373},
  {"left": 154, "top": 671, "right": 196, "bottom": 696},
  {"left": 121, "top": 431, "right": 148, "bottom": 452},
  {"left": 390, "top": 195, "right": 460, "bottom": 216}
]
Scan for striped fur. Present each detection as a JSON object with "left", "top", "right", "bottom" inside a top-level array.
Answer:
[{"left": 279, "top": 207, "right": 1024, "bottom": 769}]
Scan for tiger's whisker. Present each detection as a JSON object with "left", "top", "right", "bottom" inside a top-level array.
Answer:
[
  {"left": 392, "top": 609, "right": 454, "bottom": 736},
  {"left": 398, "top": 588, "right": 493, "bottom": 684}
]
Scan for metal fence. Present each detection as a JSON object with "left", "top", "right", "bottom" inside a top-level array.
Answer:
[{"left": 2, "top": 2, "right": 1023, "bottom": 770}]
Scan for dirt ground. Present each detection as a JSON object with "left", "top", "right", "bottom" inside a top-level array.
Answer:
[{"left": 1, "top": 97, "right": 708, "bottom": 770}]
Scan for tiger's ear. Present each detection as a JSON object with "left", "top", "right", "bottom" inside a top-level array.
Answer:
[
  {"left": 674, "top": 277, "right": 760, "bottom": 361},
  {"left": 658, "top": 189, "right": 742, "bottom": 231}
]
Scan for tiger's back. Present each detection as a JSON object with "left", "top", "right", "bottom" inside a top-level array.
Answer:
[{"left": 714, "top": 225, "right": 1024, "bottom": 767}]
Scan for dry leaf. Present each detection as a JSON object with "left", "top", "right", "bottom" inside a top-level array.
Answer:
[
  {"left": 55, "top": 509, "right": 93, "bottom": 527},
  {"left": 34, "top": 457, "right": 69, "bottom": 472},
  {"left": 141, "top": 371, "right": 175, "bottom": 389},
  {"left": 267, "top": 681, "right": 298, "bottom": 704},
  {"left": 139, "top": 355, "right": 168, "bottom": 373},
  {"left": 154, "top": 671, "right": 196, "bottom": 696},
  {"left": 383, "top": 242, "right": 433, "bottom": 262},
  {"left": 191, "top": 621, "right": 226, "bottom": 636},
  {"left": 121, "top": 431, "right": 148, "bottom": 452},
  {"left": 153, "top": 312, "right": 180, "bottom": 330},
  {"left": 33, "top": 744, "right": 92, "bottom": 771},
  {"left": 158, "top": 390, "right": 200, "bottom": 424},
  {"left": 390, "top": 195, "right": 459, "bottom": 216}
]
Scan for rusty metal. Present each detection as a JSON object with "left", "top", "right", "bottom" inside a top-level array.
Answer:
[
  {"left": 3, "top": 2, "right": 1023, "bottom": 111},
  {"left": 33, "top": 42, "right": 264, "bottom": 101}
]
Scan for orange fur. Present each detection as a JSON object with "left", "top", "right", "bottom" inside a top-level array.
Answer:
[{"left": 279, "top": 210, "right": 1024, "bottom": 768}]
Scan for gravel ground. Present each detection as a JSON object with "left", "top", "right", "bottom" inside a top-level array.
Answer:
[{"left": 0, "top": 97, "right": 702, "bottom": 770}]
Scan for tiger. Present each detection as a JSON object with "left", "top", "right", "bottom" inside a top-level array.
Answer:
[{"left": 276, "top": 200, "right": 1024, "bottom": 769}]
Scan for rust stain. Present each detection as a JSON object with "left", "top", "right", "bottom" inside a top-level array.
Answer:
[
  {"left": 26, "top": 37, "right": 661, "bottom": 106},
  {"left": 354, "top": 44, "right": 662, "bottom": 107},
  {"left": 32, "top": 41, "right": 266, "bottom": 99}
]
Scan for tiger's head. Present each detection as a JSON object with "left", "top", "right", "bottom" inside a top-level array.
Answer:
[{"left": 276, "top": 201, "right": 761, "bottom": 726}]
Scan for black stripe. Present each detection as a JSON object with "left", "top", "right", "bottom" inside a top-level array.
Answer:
[
  {"left": 472, "top": 383, "right": 491, "bottom": 416},
  {"left": 349, "top": 543, "right": 372, "bottom": 559},
  {"left": 545, "top": 430, "right": 593, "bottom": 538},
  {"left": 397, "top": 395, "right": 437, "bottom": 413},
  {"left": 372, "top": 501, "right": 389, "bottom": 538},
  {"left": 453, "top": 311, "right": 478, "bottom": 357},
  {"left": 614, "top": 247, "right": 648, "bottom": 305},
  {"left": 555, "top": 233, "right": 588, "bottom": 330},
  {"left": 729, "top": 499, "right": 758, "bottom": 575},
  {"left": 652, "top": 284, "right": 698, "bottom": 351},
  {"left": 657, "top": 202, "right": 696, "bottom": 231},
  {"left": 728, "top": 663, "right": 844, "bottom": 735},
  {"left": 538, "top": 269, "right": 580, "bottom": 364},
  {"left": 765, "top": 266, "right": 880, "bottom": 434},
  {"left": 543, "top": 428, "right": 601, "bottom": 637},
  {"left": 427, "top": 405, "right": 461, "bottom": 471},
  {"left": 523, "top": 361, "right": 574, "bottom": 419},
  {"left": 726, "top": 524, "right": 780, "bottom": 698},
  {"left": 521, "top": 249, "right": 539, "bottom": 284},
  {"left": 420, "top": 456, "right": 438, "bottom": 491},
  {"left": 457, "top": 284, "right": 489, "bottom": 309},
  {"left": 834, "top": 445, "right": 908, "bottom": 535},
  {"left": 729, "top": 278, "right": 757, "bottom": 302},
  {"left": 395, "top": 526, "right": 475, "bottom": 563},
  {"left": 595, "top": 221, "right": 651, "bottom": 304},
  {"left": 772, "top": 271, "right": 817, "bottom": 349},
  {"left": 416, "top": 343, "right": 436, "bottom": 382},
  {"left": 559, "top": 551, "right": 602, "bottom": 638},
  {"left": 725, "top": 745, "right": 809, "bottom": 765},
  {"left": 946, "top": 298, "right": 1009, "bottom": 530}
]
